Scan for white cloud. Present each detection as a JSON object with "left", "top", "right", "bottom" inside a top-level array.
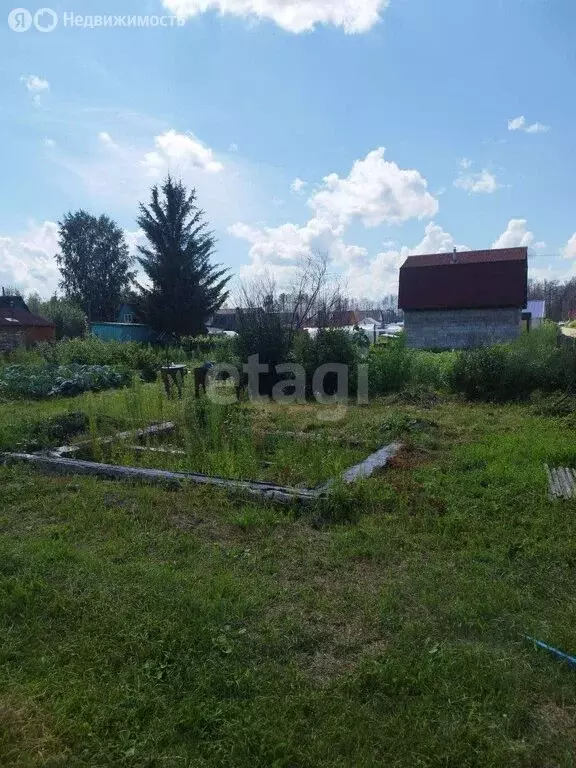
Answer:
[
  {"left": 230, "top": 215, "right": 371, "bottom": 289},
  {"left": 228, "top": 143, "right": 238, "bottom": 153},
  {"left": 525, "top": 123, "right": 550, "bottom": 134},
  {"left": 343, "top": 222, "right": 469, "bottom": 300},
  {"left": 50, "top": 125, "right": 256, "bottom": 233},
  {"left": 492, "top": 219, "right": 536, "bottom": 249},
  {"left": 0, "top": 221, "right": 60, "bottom": 295},
  {"left": 231, "top": 148, "right": 438, "bottom": 291},
  {"left": 20, "top": 74, "right": 50, "bottom": 92},
  {"left": 124, "top": 229, "right": 146, "bottom": 256},
  {"left": 291, "top": 177, "right": 307, "bottom": 194},
  {"left": 409, "top": 221, "right": 469, "bottom": 256},
  {"left": 21, "top": 74, "right": 50, "bottom": 106},
  {"left": 43, "top": 138, "right": 56, "bottom": 148},
  {"left": 460, "top": 158, "right": 473, "bottom": 170},
  {"left": 231, "top": 217, "right": 468, "bottom": 300},
  {"left": 0, "top": 222, "right": 157, "bottom": 298},
  {"left": 98, "top": 131, "right": 117, "bottom": 148},
  {"left": 140, "top": 129, "right": 223, "bottom": 175},
  {"left": 162, "top": 0, "right": 389, "bottom": 33},
  {"left": 508, "top": 115, "right": 550, "bottom": 134},
  {"left": 454, "top": 168, "right": 500, "bottom": 194},
  {"left": 230, "top": 146, "right": 437, "bottom": 288},
  {"left": 309, "top": 148, "right": 438, "bottom": 232},
  {"left": 564, "top": 233, "right": 576, "bottom": 260},
  {"left": 230, "top": 217, "right": 342, "bottom": 269}
]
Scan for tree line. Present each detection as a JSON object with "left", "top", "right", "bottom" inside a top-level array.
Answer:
[
  {"left": 528, "top": 278, "right": 576, "bottom": 322},
  {"left": 25, "top": 176, "right": 230, "bottom": 339}
]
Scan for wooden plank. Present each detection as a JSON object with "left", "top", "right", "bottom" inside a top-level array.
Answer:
[
  {"left": 1, "top": 452, "right": 320, "bottom": 505},
  {"left": 128, "top": 445, "right": 187, "bottom": 455},
  {"left": 562, "top": 467, "right": 575, "bottom": 498},
  {"left": 557, "top": 468, "right": 570, "bottom": 498},
  {"left": 341, "top": 442, "right": 403, "bottom": 483},
  {"left": 316, "top": 442, "right": 402, "bottom": 491},
  {"left": 44, "top": 422, "right": 176, "bottom": 458},
  {"left": 12, "top": 433, "right": 402, "bottom": 506},
  {"left": 553, "top": 467, "right": 565, "bottom": 497}
]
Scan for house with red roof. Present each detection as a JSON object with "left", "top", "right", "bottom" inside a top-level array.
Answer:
[
  {"left": 0, "top": 294, "right": 55, "bottom": 351},
  {"left": 398, "top": 247, "right": 528, "bottom": 349}
]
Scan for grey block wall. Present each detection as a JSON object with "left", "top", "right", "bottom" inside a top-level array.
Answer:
[
  {"left": 0, "top": 330, "right": 25, "bottom": 352},
  {"left": 404, "top": 308, "right": 522, "bottom": 350}
]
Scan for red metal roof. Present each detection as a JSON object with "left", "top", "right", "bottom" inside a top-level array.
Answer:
[
  {"left": 399, "top": 247, "right": 528, "bottom": 311},
  {"left": 0, "top": 308, "right": 55, "bottom": 328},
  {"left": 402, "top": 247, "right": 527, "bottom": 268}
]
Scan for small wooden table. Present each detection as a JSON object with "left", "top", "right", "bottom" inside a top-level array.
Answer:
[{"left": 160, "top": 364, "right": 187, "bottom": 399}]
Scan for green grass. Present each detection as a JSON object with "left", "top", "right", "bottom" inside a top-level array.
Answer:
[
  {"left": 0, "top": 380, "right": 398, "bottom": 487},
  {"left": 2, "top": 389, "right": 576, "bottom": 765}
]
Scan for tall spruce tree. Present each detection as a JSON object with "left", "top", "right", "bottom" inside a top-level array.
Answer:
[
  {"left": 136, "top": 176, "right": 229, "bottom": 338},
  {"left": 56, "top": 210, "right": 135, "bottom": 321}
]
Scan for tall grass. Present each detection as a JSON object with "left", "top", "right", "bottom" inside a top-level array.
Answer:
[
  {"left": 450, "top": 326, "right": 576, "bottom": 402},
  {"left": 368, "top": 327, "right": 575, "bottom": 403},
  {"left": 368, "top": 337, "right": 455, "bottom": 395}
]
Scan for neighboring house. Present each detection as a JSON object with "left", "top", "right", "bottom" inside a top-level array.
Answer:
[
  {"left": 116, "top": 303, "right": 137, "bottom": 324},
  {"left": 524, "top": 300, "right": 546, "bottom": 330},
  {"left": 206, "top": 308, "right": 240, "bottom": 334},
  {"left": 398, "top": 247, "right": 528, "bottom": 349},
  {"left": 377, "top": 322, "right": 404, "bottom": 340},
  {"left": 307, "top": 309, "right": 383, "bottom": 329},
  {"left": 207, "top": 308, "right": 298, "bottom": 335},
  {"left": 0, "top": 295, "right": 55, "bottom": 351}
]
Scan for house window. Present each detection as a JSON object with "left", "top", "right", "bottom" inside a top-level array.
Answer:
[{"left": 124, "top": 313, "right": 134, "bottom": 324}]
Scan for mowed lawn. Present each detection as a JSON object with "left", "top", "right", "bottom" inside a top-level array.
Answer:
[{"left": 2, "top": 389, "right": 576, "bottom": 766}]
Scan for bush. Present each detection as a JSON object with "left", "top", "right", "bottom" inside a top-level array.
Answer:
[
  {"left": 409, "top": 350, "right": 456, "bottom": 390},
  {"left": 234, "top": 311, "right": 292, "bottom": 396},
  {"left": 293, "top": 329, "right": 359, "bottom": 395},
  {"left": 27, "top": 295, "right": 88, "bottom": 340},
  {"left": 181, "top": 335, "right": 236, "bottom": 362},
  {"left": 448, "top": 328, "right": 576, "bottom": 402},
  {"left": 0, "top": 364, "right": 132, "bottom": 399},
  {"left": 25, "top": 411, "right": 89, "bottom": 450}
]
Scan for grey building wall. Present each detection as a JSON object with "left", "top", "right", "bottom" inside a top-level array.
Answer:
[
  {"left": 0, "top": 329, "right": 25, "bottom": 352},
  {"left": 404, "top": 307, "right": 522, "bottom": 350}
]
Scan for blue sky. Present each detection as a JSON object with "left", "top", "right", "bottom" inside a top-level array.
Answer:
[{"left": 1, "top": 0, "right": 575, "bottom": 300}]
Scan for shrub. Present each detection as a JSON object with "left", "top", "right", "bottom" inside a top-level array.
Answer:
[
  {"left": 409, "top": 350, "right": 456, "bottom": 390},
  {"left": 27, "top": 295, "right": 88, "bottom": 340},
  {"left": 234, "top": 311, "right": 292, "bottom": 396},
  {"left": 181, "top": 335, "right": 236, "bottom": 362},
  {"left": 26, "top": 411, "right": 89, "bottom": 450},
  {"left": 448, "top": 328, "right": 576, "bottom": 402},
  {"left": 293, "top": 329, "right": 359, "bottom": 395}
]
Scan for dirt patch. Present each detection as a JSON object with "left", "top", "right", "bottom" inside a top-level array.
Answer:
[
  {"left": 0, "top": 696, "right": 67, "bottom": 766},
  {"left": 536, "top": 701, "right": 576, "bottom": 740},
  {"left": 295, "top": 619, "right": 389, "bottom": 683},
  {"left": 387, "top": 444, "right": 432, "bottom": 471},
  {"left": 264, "top": 551, "right": 394, "bottom": 682}
]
